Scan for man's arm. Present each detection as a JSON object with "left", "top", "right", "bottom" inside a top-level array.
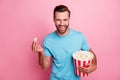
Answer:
[
  {"left": 32, "top": 40, "right": 51, "bottom": 70},
  {"left": 87, "top": 49, "right": 97, "bottom": 73},
  {"left": 38, "top": 52, "right": 51, "bottom": 69},
  {"left": 79, "top": 49, "right": 97, "bottom": 74}
]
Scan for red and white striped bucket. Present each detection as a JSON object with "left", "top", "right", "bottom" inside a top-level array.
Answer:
[{"left": 72, "top": 51, "right": 94, "bottom": 77}]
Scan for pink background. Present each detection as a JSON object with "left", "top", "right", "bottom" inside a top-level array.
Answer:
[{"left": 0, "top": 0, "right": 120, "bottom": 80}]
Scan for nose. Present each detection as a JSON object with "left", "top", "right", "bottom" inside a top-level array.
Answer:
[{"left": 60, "top": 20, "right": 64, "bottom": 25}]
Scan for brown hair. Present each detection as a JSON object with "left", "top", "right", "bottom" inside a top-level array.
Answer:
[{"left": 53, "top": 5, "right": 71, "bottom": 18}]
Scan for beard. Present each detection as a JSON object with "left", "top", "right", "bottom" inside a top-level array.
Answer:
[{"left": 55, "top": 24, "right": 69, "bottom": 34}]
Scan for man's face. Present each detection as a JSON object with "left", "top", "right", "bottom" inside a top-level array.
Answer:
[{"left": 54, "top": 11, "right": 70, "bottom": 34}]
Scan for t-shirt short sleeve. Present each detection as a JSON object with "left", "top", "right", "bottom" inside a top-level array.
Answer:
[
  {"left": 43, "top": 39, "right": 51, "bottom": 56},
  {"left": 81, "top": 34, "right": 90, "bottom": 51}
]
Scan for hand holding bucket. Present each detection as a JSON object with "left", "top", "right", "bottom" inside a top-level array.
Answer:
[{"left": 72, "top": 51, "right": 94, "bottom": 77}]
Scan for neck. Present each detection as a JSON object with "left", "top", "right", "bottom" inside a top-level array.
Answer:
[{"left": 56, "top": 28, "right": 70, "bottom": 36}]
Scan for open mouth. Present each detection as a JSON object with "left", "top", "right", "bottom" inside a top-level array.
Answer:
[{"left": 59, "top": 26, "right": 66, "bottom": 31}]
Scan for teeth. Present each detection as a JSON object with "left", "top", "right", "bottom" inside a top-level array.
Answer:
[{"left": 60, "top": 26, "right": 65, "bottom": 30}]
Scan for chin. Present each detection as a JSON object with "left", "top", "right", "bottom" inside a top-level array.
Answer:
[{"left": 60, "top": 31, "right": 67, "bottom": 34}]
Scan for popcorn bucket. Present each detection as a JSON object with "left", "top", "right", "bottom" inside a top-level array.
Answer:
[{"left": 72, "top": 51, "right": 94, "bottom": 77}]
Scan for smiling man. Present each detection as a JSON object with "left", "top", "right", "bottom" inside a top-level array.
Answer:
[
  {"left": 32, "top": 5, "right": 97, "bottom": 80},
  {"left": 54, "top": 10, "right": 70, "bottom": 35}
]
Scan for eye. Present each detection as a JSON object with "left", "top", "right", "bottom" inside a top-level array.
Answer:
[
  {"left": 63, "top": 19, "right": 68, "bottom": 21},
  {"left": 55, "top": 19, "right": 60, "bottom": 21}
]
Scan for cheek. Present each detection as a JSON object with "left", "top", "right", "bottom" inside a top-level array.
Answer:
[
  {"left": 55, "top": 21, "right": 60, "bottom": 25},
  {"left": 65, "top": 21, "right": 69, "bottom": 25}
]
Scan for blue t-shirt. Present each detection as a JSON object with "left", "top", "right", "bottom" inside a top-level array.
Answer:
[{"left": 43, "top": 29, "right": 90, "bottom": 80}]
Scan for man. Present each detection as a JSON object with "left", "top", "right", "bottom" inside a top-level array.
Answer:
[{"left": 32, "top": 5, "right": 97, "bottom": 80}]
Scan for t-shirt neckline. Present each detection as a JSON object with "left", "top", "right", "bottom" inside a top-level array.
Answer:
[{"left": 55, "top": 28, "right": 72, "bottom": 38}]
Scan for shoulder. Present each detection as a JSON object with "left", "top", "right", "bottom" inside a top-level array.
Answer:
[
  {"left": 70, "top": 29, "right": 87, "bottom": 41},
  {"left": 70, "top": 28, "right": 84, "bottom": 36},
  {"left": 43, "top": 31, "right": 56, "bottom": 42}
]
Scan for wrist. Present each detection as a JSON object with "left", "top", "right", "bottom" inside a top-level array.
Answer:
[{"left": 38, "top": 51, "right": 44, "bottom": 55}]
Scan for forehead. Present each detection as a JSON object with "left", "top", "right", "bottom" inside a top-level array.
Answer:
[{"left": 54, "top": 11, "right": 69, "bottom": 19}]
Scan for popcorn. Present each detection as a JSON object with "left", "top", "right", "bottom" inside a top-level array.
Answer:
[
  {"left": 73, "top": 51, "right": 94, "bottom": 61},
  {"left": 72, "top": 51, "right": 94, "bottom": 77},
  {"left": 33, "top": 37, "right": 37, "bottom": 42}
]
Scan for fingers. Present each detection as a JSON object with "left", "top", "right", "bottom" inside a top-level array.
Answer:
[
  {"left": 32, "top": 41, "right": 36, "bottom": 51},
  {"left": 78, "top": 67, "right": 88, "bottom": 74},
  {"left": 32, "top": 42, "right": 39, "bottom": 52},
  {"left": 32, "top": 37, "right": 44, "bottom": 53},
  {"left": 35, "top": 44, "right": 41, "bottom": 52},
  {"left": 78, "top": 64, "right": 93, "bottom": 74},
  {"left": 34, "top": 43, "right": 38, "bottom": 51},
  {"left": 32, "top": 37, "right": 38, "bottom": 51},
  {"left": 32, "top": 42, "right": 43, "bottom": 53}
]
